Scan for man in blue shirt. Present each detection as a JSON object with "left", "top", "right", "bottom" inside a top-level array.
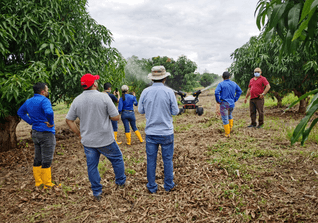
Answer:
[
  {"left": 138, "top": 66, "right": 179, "bottom": 193},
  {"left": 17, "top": 82, "right": 57, "bottom": 188},
  {"left": 103, "top": 82, "right": 122, "bottom": 145},
  {"left": 215, "top": 72, "right": 242, "bottom": 137}
]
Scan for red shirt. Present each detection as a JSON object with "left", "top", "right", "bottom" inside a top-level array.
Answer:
[{"left": 248, "top": 76, "right": 269, "bottom": 99}]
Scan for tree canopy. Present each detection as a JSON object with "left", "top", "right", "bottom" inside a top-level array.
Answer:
[
  {"left": 254, "top": 0, "right": 318, "bottom": 145},
  {"left": 199, "top": 72, "right": 218, "bottom": 88},
  {"left": 230, "top": 34, "right": 318, "bottom": 111},
  {"left": 0, "top": 0, "right": 125, "bottom": 151},
  {"left": 150, "top": 55, "right": 198, "bottom": 92}
]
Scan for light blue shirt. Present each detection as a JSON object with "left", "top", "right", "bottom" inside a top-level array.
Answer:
[
  {"left": 138, "top": 83, "right": 179, "bottom": 135},
  {"left": 215, "top": 79, "right": 242, "bottom": 108}
]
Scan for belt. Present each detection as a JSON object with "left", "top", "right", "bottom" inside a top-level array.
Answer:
[{"left": 123, "top": 110, "right": 134, "bottom": 112}]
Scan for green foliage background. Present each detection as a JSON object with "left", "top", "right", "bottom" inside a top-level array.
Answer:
[{"left": 0, "top": 0, "right": 126, "bottom": 121}]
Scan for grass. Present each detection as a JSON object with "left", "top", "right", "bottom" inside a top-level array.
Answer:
[
  {"left": 98, "top": 158, "right": 110, "bottom": 176},
  {"left": 18, "top": 91, "right": 317, "bottom": 222},
  {"left": 52, "top": 102, "right": 69, "bottom": 114},
  {"left": 239, "top": 92, "right": 300, "bottom": 108}
]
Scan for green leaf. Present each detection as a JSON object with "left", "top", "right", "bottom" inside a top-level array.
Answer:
[
  {"left": 293, "top": 7, "right": 314, "bottom": 41},
  {"left": 300, "top": 0, "right": 314, "bottom": 22},
  {"left": 55, "top": 48, "right": 60, "bottom": 57},
  {"left": 306, "top": 92, "right": 318, "bottom": 113},
  {"left": 45, "top": 49, "right": 51, "bottom": 55},
  {"left": 285, "top": 89, "right": 318, "bottom": 111},
  {"left": 39, "top": 43, "right": 48, "bottom": 51},
  {"left": 269, "top": 4, "right": 287, "bottom": 29},
  {"left": 291, "top": 103, "right": 318, "bottom": 145},
  {"left": 50, "top": 43, "right": 54, "bottom": 54},
  {"left": 301, "top": 117, "right": 318, "bottom": 145},
  {"left": 288, "top": 4, "right": 301, "bottom": 32}
]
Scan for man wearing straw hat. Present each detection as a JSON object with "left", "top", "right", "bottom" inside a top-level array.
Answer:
[{"left": 138, "top": 66, "right": 179, "bottom": 194}]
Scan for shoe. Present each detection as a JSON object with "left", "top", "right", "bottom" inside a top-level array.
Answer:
[
  {"left": 125, "top": 132, "right": 131, "bottom": 145},
  {"left": 114, "top": 131, "right": 122, "bottom": 145},
  {"left": 229, "top": 119, "right": 233, "bottom": 132},
  {"left": 42, "top": 167, "right": 56, "bottom": 188},
  {"left": 257, "top": 125, "right": 263, "bottom": 129},
  {"left": 134, "top": 130, "right": 143, "bottom": 143},
  {"left": 247, "top": 124, "right": 256, "bottom": 128},
  {"left": 147, "top": 189, "right": 157, "bottom": 194},
  {"left": 116, "top": 180, "right": 130, "bottom": 189},
  {"left": 167, "top": 184, "right": 177, "bottom": 192},
  {"left": 33, "top": 166, "right": 43, "bottom": 187},
  {"left": 223, "top": 124, "right": 230, "bottom": 137},
  {"left": 94, "top": 194, "right": 102, "bottom": 201}
]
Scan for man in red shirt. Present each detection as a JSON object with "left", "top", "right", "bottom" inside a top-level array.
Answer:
[{"left": 244, "top": 67, "right": 271, "bottom": 128}]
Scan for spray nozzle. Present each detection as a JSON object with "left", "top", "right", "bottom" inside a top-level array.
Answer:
[
  {"left": 192, "top": 90, "right": 201, "bottom": 97},
  {"left": 177, "top": 91, "right": 186, "bottom": 98}
]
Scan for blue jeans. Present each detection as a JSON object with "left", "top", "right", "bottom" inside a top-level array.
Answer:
[
  {"left": 111, "top": 120, "right": 118, "bottom": 132},
  {"left": 121, "top": 110, "right": 138, "bottom": 133},
  {"left": 146, "top": 134, "right": 175, "bottom": 193},
  {"left": 83, "top": 141, "right": 126, "bottom": 196},
  {"left": 220, "top": 101, "right": 234, "bottom": 125},
  {"left": 32, "top": 130, "right": 56, "bottom": 168}
]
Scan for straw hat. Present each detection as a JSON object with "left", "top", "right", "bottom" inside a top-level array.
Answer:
[{"left": 147, "top": 66, "right": 171, "bottom": 80}]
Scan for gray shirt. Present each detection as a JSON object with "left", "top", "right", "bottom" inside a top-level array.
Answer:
[{"left": 66, "top": 90, "right": 119, "bottom": 147}]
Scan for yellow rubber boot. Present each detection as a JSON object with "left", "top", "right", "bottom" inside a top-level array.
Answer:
[
  {"left": 33, "top": 166, "right": 43, "bottom": 187},
  {"left": 223, "top": 124, "right": 231, "bottom": 137},
  {"left": 134, "top": 130, "right": 143, "bottom": 143},
  {"left": 229, "top": 119, "right": 233, "bottom": 132},
  {"left": 114, "top": 131, "right": 122, "bottom": 145},
  {"left": 42, "top": 167, "right": 56, "bottom": 188},
  {"left": 125, "top": 132, "right": 131, "bottom": 145}
]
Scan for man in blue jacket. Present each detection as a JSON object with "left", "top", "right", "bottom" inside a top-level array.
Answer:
[
  {"left": 103, "top": 82, "right": 122, "bottom": 145},
  {"left": 215, "top": 72, "right": 242, "bottom": 137},
  {"left": 138, "top": 66, "right": 179, "bottom": 193},
  {"left": 17, "top": 82, "right": 57, "bottom": 188}
]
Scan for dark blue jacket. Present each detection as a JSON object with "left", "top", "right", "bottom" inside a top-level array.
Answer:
[
  {"left": 215, "top": 80, "right": 242, "bottom": 108},
  {"left": 17, "top": 94, "right": 55, "bottom": 134}
]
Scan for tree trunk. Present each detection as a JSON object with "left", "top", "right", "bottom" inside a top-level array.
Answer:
[
  {"left": 0, "top": 115, "right": 20, "bottom": 152},
  {"left": 273, "top": 92, "right": 283, "bottom": 107},
  {"left": 298, "top": 99, "right": 308, "bottom": 114},
  {"left": 293, "top": 90, "right": 309, "bottom": 114}
]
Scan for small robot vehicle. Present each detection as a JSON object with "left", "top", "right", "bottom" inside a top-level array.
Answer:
[{"left": 175, "top": 90, "right": 203, "bottom": 116}]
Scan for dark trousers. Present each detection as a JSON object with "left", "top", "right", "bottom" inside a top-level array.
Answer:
[
  {"left": 249, "top": 98, "right": 264, "bottom": 126},
  {"left": 32, "top": 130, "right": 56, "bottom": 168}
]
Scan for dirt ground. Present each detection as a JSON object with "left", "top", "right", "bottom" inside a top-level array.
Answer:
[{"left": 0, "top": 90, "right": 317, "bottom": 222}]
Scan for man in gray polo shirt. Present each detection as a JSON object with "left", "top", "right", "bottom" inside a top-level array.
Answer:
[{"left": 66, "top": 73, "right": 126, "bottom": 201}]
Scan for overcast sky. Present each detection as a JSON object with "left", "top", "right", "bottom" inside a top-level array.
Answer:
[{"left": 86, "top": 0, "right": 260, "bottom": 75}]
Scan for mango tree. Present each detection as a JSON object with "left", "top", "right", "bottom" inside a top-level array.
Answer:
[
  {"left": 199, "top": 72, "right": 219, "bottom": 88},
  {"left": 0, "top": 0, "right": 125, "bottom": 152},
  {"left": 150, "top": 55, "right": 198, "bottom": 92},
  {"left": 230, "top": 34, "right": 318, "bottom": 112},
  {"left": 255, "top": 0, "right": 318, "bottom": 144}
]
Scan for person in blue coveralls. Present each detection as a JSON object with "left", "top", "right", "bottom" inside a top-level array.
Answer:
[
  {"left": 138, "top": 66, "right": 179, "bottom": 194},
  {"left": 215, "top": 71, "right": 242, "bottom": 137},
  {"left": 17, "top": 82, "right": 57, "bottom": 188},
  {"left": 103, "top": 82, "right": 122, "bottom": 145},
  {"left": 118, "top": 85, "right": 143, "bottom": 145}
]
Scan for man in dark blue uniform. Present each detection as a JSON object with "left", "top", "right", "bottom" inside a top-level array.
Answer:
[
  {"left": 215, "top": 72, "right": 242, "bottom": 137},
  {"left": 103, "top": 83, "right": 122, "bottom": 144},
  {"left": 17, "top": 82, "right": 57, "bottom": 188}
]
